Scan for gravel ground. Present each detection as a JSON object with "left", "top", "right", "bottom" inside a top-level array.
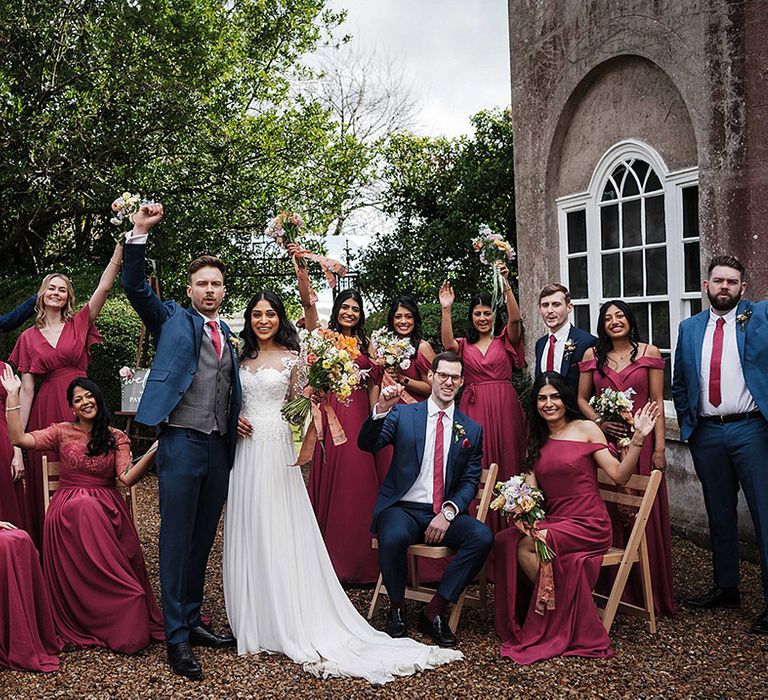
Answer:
[{"left": 2, "top": 475, "right": 767, "bottom": 699}]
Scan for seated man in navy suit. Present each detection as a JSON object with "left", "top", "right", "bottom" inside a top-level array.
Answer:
[
  {"left": 358, "top": 351, "right": 492, "bottom": 647},
  {"left": 534, "top": 283, "right": 596, "bottom": 392},
  {"left": 673, "top": 255, "right": 768, "bottom": 634}
]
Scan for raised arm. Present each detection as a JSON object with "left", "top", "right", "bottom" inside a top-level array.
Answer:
[
  {"left": 290, "top": 244, "right": 319, "bottom": 331},
  {"left": 498, "top": 262, "right": 522, "bottom": 345},
  {"left": 0, "top": 295, "right": 36, "bottom": 332},
  {"left": 358, "top": 386, "right": 404, "bottom": 453},
  {"left": 1, "top": 366, "right": 37, "bottom": 450},
  {"left": 88, "top": 241, "right": 124, "bottom": 323},
  {"left": 439, "top": 281, "right": 459, "bottom": 352}
]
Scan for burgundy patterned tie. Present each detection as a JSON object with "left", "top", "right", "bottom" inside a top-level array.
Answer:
[
  {"left": 433, "top": 411, "right": 446, "bottom": 514},
  {"left": 546, "top": 335, "right": 556, "bottom": 372},
  {"left": 207, "top": 320, "right": 222, "bottom": 361},
  {"left": 709, "top": 317, "right": 725, "bottom": 407}
]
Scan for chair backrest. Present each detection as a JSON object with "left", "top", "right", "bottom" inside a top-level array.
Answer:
[
  {"left": 597, "top": 468, "right": 663, "bottom": 524},
  {"left": 42, "top": 455, "right": 61, "bottom": 513},
  {"left": 474, "top": 462, "right": 499, "bottom": 525}
]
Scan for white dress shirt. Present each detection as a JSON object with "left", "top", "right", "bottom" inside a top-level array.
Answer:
[
  {"left": 539, "top": 323, "right": 572, "bottom": 374},
  {"left": 698, "top": 306, "right": 757, "bottom": 416}
]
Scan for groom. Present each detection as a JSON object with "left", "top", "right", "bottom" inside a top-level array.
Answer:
[
  {"left": 122, "top": 204, "right": 241, "bottom": 680},
  {"left": 358, "top": 351, "right": 492, "bottom": 647}
]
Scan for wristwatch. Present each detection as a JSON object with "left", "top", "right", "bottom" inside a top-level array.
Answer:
[
  {"left": 441, "top": 506, "right": 456, "bottom": 522},
  {"left": 402, "top": 376, "right": 410, "bottom": 386}
]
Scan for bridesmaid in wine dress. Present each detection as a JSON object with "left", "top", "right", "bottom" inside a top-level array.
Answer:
[
  {"left": 10, "top": 242, "right": 123, "bottom": 547},
  {"left": 494, "top": 373, "right": 660, "bottom": 664},
  {"left": 440, "top": 264, "right": 527, "bottom": 543},
  {"left": 308, "top": 289, "right": 380, "bottom": 584},
  {"left": 577, "top": 299, "right": 674, "bottom": 617},
  {"left": 2, "top": 370, "right": 163, "bottom": 653},
  {"left": 370, "top": 296, "right": 435, "bottom": 484}
]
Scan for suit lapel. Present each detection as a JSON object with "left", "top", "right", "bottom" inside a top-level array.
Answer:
[
  {"left": 445, "top": 407, "right": 465, "bottom": 488},
  {"left": 187, "top": 308, "right": 205, "bottom": 357},
  {"left": 559, "top": 325, "right": 575, "bottom": 375},
  {"left": 414, "top": 401, "right": 428, "bottom": 468},
  {"left": 535, "top": 335, "right": 545, "bottom": 374},
  {"left": 735, "top": 299, "right": 748, "bottom": 365},
  {"left": 692, "top": 310, "right": 709, "bottom": 383}
]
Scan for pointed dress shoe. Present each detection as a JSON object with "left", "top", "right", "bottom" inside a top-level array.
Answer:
[
  {"left": 684, "top": 586, "right": 740, "bottom": 609},
  {"left": 189, "top": 622, "right": 236, "bottom": 648},
  {"left": 750, "top": 607, "right": 768, "bottom": 634},
  {"left": 385, "top": 608, "right": 407, "bottom": 638},
  {"left": 417, "top": 611, "right": 457, "bottom": 647},
  {"left": 167, "top": 641, "right": 203, "bottom": 680}
]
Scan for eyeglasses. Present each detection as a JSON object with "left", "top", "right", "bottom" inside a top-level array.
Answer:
[{"left": 434, "top": 371, "right": 462, "bottom": 384}]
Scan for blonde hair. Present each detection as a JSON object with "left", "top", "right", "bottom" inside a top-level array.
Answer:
[{"left": 35, "top": 273, "right": 76, "bottom": 327}]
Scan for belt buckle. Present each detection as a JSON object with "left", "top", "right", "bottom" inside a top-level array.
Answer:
[{"left": 717, "top": 414, "right": 726, "bottom": 424}]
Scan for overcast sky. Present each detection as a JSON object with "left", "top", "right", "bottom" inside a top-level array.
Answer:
[{"left": 326, "top": 0, "right": 511, "bottom": 137}]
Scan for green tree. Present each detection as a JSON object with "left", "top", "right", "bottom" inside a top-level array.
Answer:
[{"left": 359, "top": 108, "right": 517, "bottom": 306}]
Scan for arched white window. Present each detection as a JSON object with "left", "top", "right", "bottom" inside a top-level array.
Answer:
[{"left": 556, "top": 140, "right": 700, "bottom": 401}]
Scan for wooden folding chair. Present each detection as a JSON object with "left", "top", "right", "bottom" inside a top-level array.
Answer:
[
  {"left": 594, "top": 468, "right": 663, "bottom": 634},
  {"left": 42, "top": 455, "right": 140, "bottom": 530},
  {"left": 367, "top": 462, "right": 499, "bottom": 633}
]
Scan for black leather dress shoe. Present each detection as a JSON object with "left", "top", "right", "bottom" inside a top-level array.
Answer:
[
  {"left": 385, "top": 608, "right": 407, "bottom": 638},
  {"left": 684, "top": 586, "right": 740, "bottom": 609},
  {"left": 189, "top": 622, "right": 236, "bottom": 648},
  {"left": 750, "top": 607, "right": 768, "bottom": 634},
  {"left": 167, "top": 641, "right": 203, "bottom": 680},
  {"left": 417, "top": 611, "right": 456, "bottom": 647}
]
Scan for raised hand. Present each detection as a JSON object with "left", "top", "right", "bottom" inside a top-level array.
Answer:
[
  {"left": 131, "top": 202, "right": 164, "bottom": 235},
  {"left": 497, "top": 260, "right": 510, "bottom": 280},
  {"left": 439, "top": 281, "right": 455, "bottom": 309},
  {"left": 632, "top": 401, "right": 660, "bottom": 437},
  {"left": 0, "top": 364, "right": 21, "bottom": 397},
  {"left": 376, "top": 383, "right": 405, "bottom": 414},
  {"left": 0, "top": 521, "right": 18, "bottom": 530}
]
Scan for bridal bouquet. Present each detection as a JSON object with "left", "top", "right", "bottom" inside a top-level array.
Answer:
[
  {"left": 471, "top": 224, "right": 516, "bottom": 308},
  {"left": 110, "top": 191, "right": 153, "bottom": 227},
  {"left": 590, "top": 387, "right": 635, "bottom": 448},
  {"left": 370, "top": 328, "right": 415, "bottom": 372}
]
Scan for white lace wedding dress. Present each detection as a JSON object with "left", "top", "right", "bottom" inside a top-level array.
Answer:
[{"left": 223, "top": 351, "right": 462, "bottom": 684}]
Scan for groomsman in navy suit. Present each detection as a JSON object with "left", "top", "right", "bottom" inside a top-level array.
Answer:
[
  {"left": 122, "top": 204, "right": 241, "bottom": 679},
  {"left": 673, "top": 255, "right": 768, "bottom": 633},
  {"left": 358, "top": 351, "right": 493, "bottom": 647},
  {"left": 534, "top": 284, "right": 596, "bottom": 392},
  {"left": 0, "top": 294, "right": 36, "bottom": 333}
]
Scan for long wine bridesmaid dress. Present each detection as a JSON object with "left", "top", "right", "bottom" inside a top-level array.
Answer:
[
  {"left": 9, "top": 304, "right": 101, "bottom": 547},
  {"left": 0, "top": 360, "right": 28, "bottom": 529},
  {"left": 494, "top": 439, "right": 614, "bottom": 664}
]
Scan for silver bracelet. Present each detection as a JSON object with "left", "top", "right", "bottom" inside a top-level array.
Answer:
[
  {"left": 5, "top": 405, "right": 21, "bottom": 412},
  {"left": 108, "top": 258, "right": 121, "bottom": 266}
]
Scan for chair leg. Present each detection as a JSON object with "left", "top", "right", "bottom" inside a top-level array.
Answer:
[
  {"left": 129, "top": 484, "right": 139, "bottom": 531},
  {"left": 448, "top": 590, "right": 467, "bottom": 633},
  {"left": 368, "top": 574, "right": 385, "bottom": 621},
  {"left": 409, "top": 552, "right": 420, "bottom": 590},
  {"left": 639, "top": 536, "right": 656, "bottom": 634}
]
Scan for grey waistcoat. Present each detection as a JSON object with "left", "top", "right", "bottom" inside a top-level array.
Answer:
[{"left": 169, "top": 331, "right": 233, "bottom": 434}]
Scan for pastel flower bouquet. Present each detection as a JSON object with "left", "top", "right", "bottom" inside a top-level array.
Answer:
[
  {"left": 590, "top": 387, "right": 636, "bottom": 449},
  {"left": 370, "top": 328, "right": 415, "bottom": 372},
  {"left": 471, "top": 224, "right": 516, "bottom": 308}
]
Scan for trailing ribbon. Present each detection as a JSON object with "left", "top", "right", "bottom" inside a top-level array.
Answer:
[
  {"left": 293, "top": 391, "right": 347, "bottom": 466},
  {"left": 514, "top": 520, "right": 556, "bottom": 615},
  {"left": 291, "top": 247, "right": 348, "bottom": 305}
]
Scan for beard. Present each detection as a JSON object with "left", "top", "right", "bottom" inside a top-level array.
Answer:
[{"left": 707, "top": 287, "right": 742, "bottom": 312}]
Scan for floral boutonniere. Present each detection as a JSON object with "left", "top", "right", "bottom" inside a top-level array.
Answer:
[
  {"left": 452, "top": 422, "right": 467, "bottom": 444},
  {"left": 563, "top": 338, "right": 577, "bottom": 358},
  {"left": 229, "top": 336, "right": 241, "bottom": 352},
  {"left": 736, "top": 309, "right": 752, "bottom": 331}
]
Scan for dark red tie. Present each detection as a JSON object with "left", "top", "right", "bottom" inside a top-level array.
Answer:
[
  {"left": 433, "top": 411, "right": 446, "bottom": 514},
  {"left": 207, "top": 320, "right": 222, "bottom": 360},
  {"left": 546, "top": 335, "right": 556, "bottom": 372},
  {"left": 709, "top": 317, "right": 725, "bottom": 407}
]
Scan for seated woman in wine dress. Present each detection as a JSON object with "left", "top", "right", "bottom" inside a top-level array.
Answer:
[
  {"left": 494, "top": 372, "right": 659, "bottom": 664},
  {"left": 2, "top": 369, "right": 164, "bottom": 654}
]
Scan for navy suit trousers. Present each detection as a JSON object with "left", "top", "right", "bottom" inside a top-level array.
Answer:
[
  {"left": 689, "top": 415, "right": 768, "bottom": 602},
  {"left": 156, "top": 426, "right": 230, "bottom": 644},
  {"left": 376, "top": 501, "right": 493, "bottom": 604}
]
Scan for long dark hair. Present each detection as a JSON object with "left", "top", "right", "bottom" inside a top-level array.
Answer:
[
  {"left": 524, "top": 372, "right": 583, "bottom": 472},
  {"left": 386, "top": 295, "right": 423, "bottom": 351},
  {"left": 66, "top": 377, "right": 116, "bottom": 457},
  {"left": 465, "top": 291, "right": 505, "bottom": 343},
  {"left": 238, "top": 290, "right": 300, "bottom": 362},
  {"left": 595, "top": 299, "right": 641, "bottom": 375},
  {"left": 329, "top": 289, "right": 368, "bottom": 355}
]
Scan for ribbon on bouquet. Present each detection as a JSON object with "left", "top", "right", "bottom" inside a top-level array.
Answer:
[
  {"left": 291, "top": 248, "right": 348, "bottom": 305},
  {"left": 293, "top": 388, "right": 347, "bottom": 466},
  {"left": 380, "top": 367, "right": 417, "bottom": 404},
  {"left": 514, "top": 520, "right": 556, "bottom": 615}
]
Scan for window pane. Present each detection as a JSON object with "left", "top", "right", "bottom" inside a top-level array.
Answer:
[
  {"left": 684, "top": 241, "right": 701, "bottom": 292},
  {"left": 623, "top": 171, "right": 640, "bottom": 196},
  {"left": 623, "top": 250, "right": 643, "bottom": 296},
  {"left": 689, "top": 298, "right": 702, "bottom": 316},
  {"left": 568, "top": 257, "right": 588, "bottom": 299},
  {"left": 646, "top": 169, "right": 662, "bottom": 192},
  {"left": 602, "top": 253, "right": 620, "bottom": 297},
  {"left": 633, "top": 159, "right": 649, "bottom": 187},
  {"left": 645, "top": 195, "right": 666, "bottom": 243},
  {"left": 612, "top": 164, "right": 626, "bottom": 184},
  {"left": 661, "top": 350, "right": 672, "bottom": 400},
  {"left": 683, "top": 186, "right": 699, "bottom": 239},
  {"left": 628, "top": 303, "right": 650, "bottom": 342},
  {"left": 600, "top": 205, "right": 619, "bottom": 250},
  {"left": 622, "top": 200, "right": 642, "bottom": 247},
  {"left": 602, "top": 178, "right": 618, "bottom": 202},
  {"left": 645, "top": 247, "right": 668, "bottom": 295},
  {"left": 651, "top": 302, "right": 671, "bottom": 349},
  {"left": 567, "top": 210, "right": 587, "bottom": 253},
  {"left": 574, "top": 305, "right": 591, "bottom": 333}
]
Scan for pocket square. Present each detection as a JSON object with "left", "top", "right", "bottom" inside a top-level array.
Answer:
[{"left": 461, "top": 438, "right": 471, "bottom": 449}]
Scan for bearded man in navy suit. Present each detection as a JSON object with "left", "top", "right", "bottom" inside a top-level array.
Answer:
[
  {"left": 358, "top": 351, "right": 492, "bottom": 648},
  {"left": 122, "top": 203, "right": 242, "bottom": 679},
  {"left": 673, "top": 255, "right": 768, "bottom": 634},
  {"left": 534, "top": 284, "right": 596, "bottom": 392}
]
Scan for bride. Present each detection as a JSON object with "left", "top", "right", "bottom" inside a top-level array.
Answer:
[{"left": 222, "top": 273, "right": 462, "bottom": 685}]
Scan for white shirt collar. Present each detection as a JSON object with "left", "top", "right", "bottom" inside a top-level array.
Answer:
[
  {"left": 427, "top": 396, "right": 455, "bottom": 422},
  {"left": 550, "top": 323, "right": 572, "bottom": 342},
  {"left": 194, "top": 307, "right": 220, "bottom": 325},
  {"left": 708, "top": 306, "right": 738, "bottom": 325}
]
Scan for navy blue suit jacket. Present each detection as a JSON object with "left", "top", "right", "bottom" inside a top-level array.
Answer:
[
  {"left": 121, "top": 244, "right": 242, "bottom": 465},
  {"left": 0, "top": 295, "right": 36, "bottom": 333},
  {"left": 672, "top": 299, "right": 768, "bottom": 442},
  {"left": 534, "top": 324, "right": 597, "bottom": 392},
  {"left": 358, "top": 401, "right": 483, "bottom": 531}
]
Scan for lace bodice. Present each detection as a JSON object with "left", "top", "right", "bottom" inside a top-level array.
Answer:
[{"left": 239, "top": 352, "right": 303, "bottom": 441}]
